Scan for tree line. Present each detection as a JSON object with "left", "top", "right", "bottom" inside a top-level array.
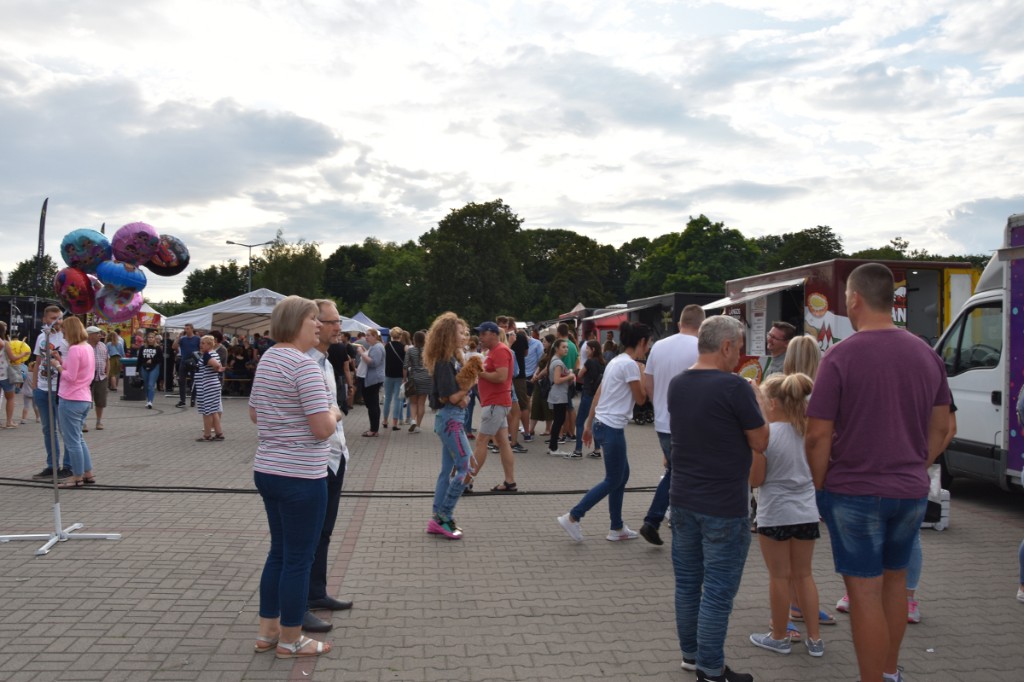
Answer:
[{"left": 1, "top": 199, "right": 987, "bottom": 330}]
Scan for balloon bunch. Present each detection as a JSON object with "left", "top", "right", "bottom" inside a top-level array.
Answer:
[{"left": 54, "top": 222, "right": 191, "bottom": 323}]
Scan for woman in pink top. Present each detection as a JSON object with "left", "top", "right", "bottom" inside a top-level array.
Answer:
[{"left": 54, "top": 317, "right": 96, "bottom": 488}]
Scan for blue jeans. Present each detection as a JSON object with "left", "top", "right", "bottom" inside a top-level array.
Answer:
[
  {"left": 33, "top": 389, "right": 68, "bottom": 470},
  {"left": 433, "top": 405, "right": 474, "bottom": 519},
  {"left": 463, "top": 387, "right": 478, "bottom": 433},
  {"left": 644, "top": 432, "right": 673, "bottom": 528},
  {"left": 570, "top": 421, "right": 630, "bottom": 529},
  {"left": 254, "top": 472, "right": 327, "bottom": 627},
  {"left": 1019, "top": 538, "right": 1024, "bottom": 584},
  {"left": 574, "top": 391, "right": 602, "bottom": 452},
  {"left": 57, "top": 399, "right": 92, "bottom": 476},
  {"left": 670, "top": 507, "right": 751, "bottom": 677},
  {"left": 382, "top": 376, "right": 404, "bottom": 423},
  {"left": 140, "top": 366, "right": 159, "bottom": 403}
]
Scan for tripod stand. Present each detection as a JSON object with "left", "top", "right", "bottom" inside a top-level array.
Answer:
[{"left": 0, "top": 319, "right": 121, "bottom": 555}]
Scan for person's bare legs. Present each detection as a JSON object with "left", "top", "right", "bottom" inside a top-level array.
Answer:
[
  {"left": 94, "top": 405, "right": 104, "bottom": 428},
  {"left": 493, "top": 425, "right": 516, "bottom": 485},
  {"left": 413, "top": 395, "right": 427, "bottom": 427},
  {"left": 757, "top": 535, "right": 793, "bottom": 641},
  {"left": 790, "top": 540, "right": 821, "bottom": 641},
  {"left": 212, "top": 412, "right": 223, "bottom": 436},
  {"left": 845, "top": 569, "right": 907, "bottom": 681},
  {"left": 508, "top": 403, "right": 522, "bottom": 445}
]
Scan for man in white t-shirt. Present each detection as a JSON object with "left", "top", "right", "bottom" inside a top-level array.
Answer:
[
  {"left": 30, "top": 306, "right": 71, "bottom": 481},
  {"left": 638, "top": 304, "right": 705, "bottom": 545}
]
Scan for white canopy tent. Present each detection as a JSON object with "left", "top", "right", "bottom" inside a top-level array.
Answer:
[{"left": 165, "top": 288, "right": 371, "bottom": 337}]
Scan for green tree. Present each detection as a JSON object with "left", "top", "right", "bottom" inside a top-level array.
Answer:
[
  {"left": 419, "top": 199, "right": 529, "bottom": 323},
  {"left": 363, "top": 241, "right": 429, "bottom": 329},
  {"left": 6, "top": 255, "right": 59, "bottom": 297},
  {"left": 849, "top": 236, "right": 910, "bottom": 260},
  {"left": 627, "top": 215, "right": 760, "bottom": 296},
  {"left": 323, "top": 238, "right": 385, "bottom": 312},
  {"left": 182, "top": 261, "right": 247, "bottom": 304},
  {"left": 253, "top": 231, "right": 325, "bottom": 298},
  {"left": 757, "top": 225, "right": 845, "bottom": 271},
  {"left": 519, "top": 228, "right": 615, "bottom": 320}
]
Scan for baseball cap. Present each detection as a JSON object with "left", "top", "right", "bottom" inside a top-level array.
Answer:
[
  {"left": 86, "top": 326, "right": 102, "bottom": 334},
  {"left": 476, "top": 321, "right": 500, "bottom": 334}
]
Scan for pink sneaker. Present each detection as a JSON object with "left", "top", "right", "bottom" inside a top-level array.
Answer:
[
  {"left": 907, "top": 598, "right": 921, "bottom": 624},
  {"left": 426, "top": 518, "right": 462, "bottom": 540},
  {"left": 836, "top": 594, "right": 850, "bottom": 613}
]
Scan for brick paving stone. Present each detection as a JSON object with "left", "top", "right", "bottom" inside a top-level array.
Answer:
[{"left": 3, "top": 392, "right": 1024, "bottom": 680}]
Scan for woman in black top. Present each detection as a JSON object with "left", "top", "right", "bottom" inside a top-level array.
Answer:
[
  {"left": 139, "top": 332, "right": 163, "bottom": 409},
  {"left": 382, "top": 327, "right": 406, "bottom": 430},
  {"left": 574, "top": 340, "right": 606, "bottom": 457}
]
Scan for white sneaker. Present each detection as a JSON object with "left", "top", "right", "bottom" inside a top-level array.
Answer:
[
  {"left": 836, "top": 594, "right": 850, "bottom": 613},
  {"left": 1017, "top": 587, "right": 1024, "bottom": 603},
  {"left": 146, "top": 401, "right": 152, "bottom": 409},
  {"left": 557, "top": 513, "right": 583, "bottom": 542},
  {"left": 548, "top": 449, "right": 570, "bottom": 456},
  {"left": 606, "top": 526, "right": 639, "bottom": 541}
]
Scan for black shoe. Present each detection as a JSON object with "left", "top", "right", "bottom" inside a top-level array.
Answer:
[
  {"left": 639, "top": 522, "right": 664, "bottom": 546},
  {"left": 175, "top": 402, "right": 186, "bottom": 408},
  {"left": 190, "top": 400, "right": 195, "bottom": 407},
  {"left": 32, "top": 467, "right": 54, "bottom": 480},
  {"left": 307, "top": 596, "right": 353, "bottom": 611},
  {"left": 58, "top": 467, "right": 73, "bottom": 480},
  {"left": 462, "top": 483, "right": 474, "bottom": 495},
  {"left": 696, "top": 666, "right": 753, "bottom": 682},
  {"left": 301, "top": 611, "right": 333, "bottom": 633}
]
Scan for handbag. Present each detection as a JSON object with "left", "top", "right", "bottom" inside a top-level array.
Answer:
[{"left": 404, "top": 378, "right": 417, "bottom": 396}]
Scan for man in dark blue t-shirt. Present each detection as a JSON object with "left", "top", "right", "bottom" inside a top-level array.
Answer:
[
  {"left": 667, "top": 315, "right": 768, "bottom": 682},
  {"left": 172, "top": 324, "right": 201, "bottom": 407}
]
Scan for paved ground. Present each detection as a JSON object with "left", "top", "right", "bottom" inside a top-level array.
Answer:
[{"left": 1, "top": 389, "right": 1023, "bottom": 681}]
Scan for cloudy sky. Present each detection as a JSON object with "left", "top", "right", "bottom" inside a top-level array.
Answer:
[{"left": 2, "top": 0, "right": 1022, "bottom": 302}]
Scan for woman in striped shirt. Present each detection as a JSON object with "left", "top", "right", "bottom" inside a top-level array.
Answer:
[{"left": 250, "top": 296, "right": 340, "bottom": 660}]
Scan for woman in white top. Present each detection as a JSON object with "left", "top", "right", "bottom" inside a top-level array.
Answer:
[
  {"left": 557, "top": 321, "right": 649, "bottom": 542},
  {"left": 748, "top": 373, "right": 824, "bottom": 657}
]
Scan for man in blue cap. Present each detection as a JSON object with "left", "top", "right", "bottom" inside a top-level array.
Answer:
[{"left": 467, "top": 321, "right": 519, "bottom": 493}]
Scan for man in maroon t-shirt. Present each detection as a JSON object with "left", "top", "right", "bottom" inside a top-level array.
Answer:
[
  {"left": 469, "top": 321, "right": 519, "bottom": 492},
  {"left": 806, "top": 263, "right": 949, "bottom": 682}
]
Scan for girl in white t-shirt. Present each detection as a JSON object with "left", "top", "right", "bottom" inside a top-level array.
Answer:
[
  {"left": 748, "top": 373, "right": 825, "bottom": 657},
  {"left": 557, "top": 321, "right": 649, "bottom": 542}
]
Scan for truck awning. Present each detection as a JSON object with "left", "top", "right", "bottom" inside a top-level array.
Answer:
[{"left": 701, "top": 277, "right": 806, "bottom": 311}]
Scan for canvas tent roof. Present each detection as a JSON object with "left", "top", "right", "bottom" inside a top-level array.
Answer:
[
  {"left": 352, "top": 311, "right": 384, "bottom": 330},
  {"left": 164, "top": 288, "right": 285, "bottom": 336}
]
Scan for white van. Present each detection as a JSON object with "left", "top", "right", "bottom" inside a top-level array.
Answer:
[{"left": 934, "top": 213, "right": 1024, "bottom": 490}]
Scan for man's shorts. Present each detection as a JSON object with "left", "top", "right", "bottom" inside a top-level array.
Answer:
[
  {"left": 513, "top": 377, "right": 529, "bottom": 410},
  {"left": 478, "top": 404, "right": 511, "bottom": 436},
  {"left": 817, "top": 490, "right": 926, "bottom": 578},
  {"left": 90, "top": 379, "right": 108, "bottom": 409}
]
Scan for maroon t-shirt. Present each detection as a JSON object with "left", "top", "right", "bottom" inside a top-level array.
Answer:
[{"left": 807, "top": 327, "right": 950, "bottom": 498}]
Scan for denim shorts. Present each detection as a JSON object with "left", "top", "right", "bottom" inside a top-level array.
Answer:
[
  {"left": 817, "top": 490, "right": 926, "bottom": 578},
  {"left": 0, "top": 378, "right": 12, "bottom": 393}
]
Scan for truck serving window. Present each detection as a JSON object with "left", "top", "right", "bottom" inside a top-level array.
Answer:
[{"left": 937, "top": 302, "right": 1003, "bottom": 376}]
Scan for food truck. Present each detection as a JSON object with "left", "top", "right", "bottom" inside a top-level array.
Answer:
[
  {"left": 702, "top": 258, "right": 979, "bottom": 382},
  {"left": 934, "top": 214, "right": 1024, "bottom": 490}
]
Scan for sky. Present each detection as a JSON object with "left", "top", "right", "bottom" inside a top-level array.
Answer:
[{"left": 1, "top": 0, "right": 1022, "bottom": 303}]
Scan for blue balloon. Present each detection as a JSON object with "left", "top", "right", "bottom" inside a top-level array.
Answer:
[
  {"left": 60, "top": 229, "right": 112, "bottom": 273},
  {"left": 96, "top": 259, "right": 147, "bottom": 293}
]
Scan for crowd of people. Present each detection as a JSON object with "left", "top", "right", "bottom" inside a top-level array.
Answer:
[{"left": 12, "top": 262, "right": 1020, "bottom": 681}]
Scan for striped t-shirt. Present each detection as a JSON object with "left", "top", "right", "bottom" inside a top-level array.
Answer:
[{"left": 250, "top": 346, "right": 331, "bottom": 479}]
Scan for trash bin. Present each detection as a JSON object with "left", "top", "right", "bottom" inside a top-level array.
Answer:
[{"left": 121, "top": 357, "right": 146, "bottom": 401}]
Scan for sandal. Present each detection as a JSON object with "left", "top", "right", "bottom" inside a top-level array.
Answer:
[
  {"left": 82, "top": 476, "right": 97, "bottom": 485},
  {"left": 254, "top": 636, "right": 279, "bottom": 653},
  {"left": 361, "top": 431, "right": 378, "bottom": 437},
  {"left": 59, "top": 479, "right": 84, "bottom": 489},
  {"left": 82, "top": 425, "right": 89, "bottom": 432},
  {"left": 275, "top": 635, "right": 330, "bottom": 659},
  {"left": 790, "top": 605, "right": 836, "bottom": 625},
  {"left": 196, "top": 435, "right": 213, "bottom": 442},
  {"left": 96, "top": 423, "right": 104, "bottom": 430},
  {"left": 491, "top": 481, "right": 518, "bottom": 493},
  {"left": 213, "top": 433, "right": 225, "bottom": 441}
]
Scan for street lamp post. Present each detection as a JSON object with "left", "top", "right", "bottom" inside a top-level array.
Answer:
[{"left": 225, "top": 240, "right": 273, "bottom": 292}]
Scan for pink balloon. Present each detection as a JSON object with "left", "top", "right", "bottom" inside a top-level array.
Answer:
[
  {"left": 93, "top": 285, "right": 144, "bottom": 323},
  {"left": 112, "top": 222, "right": 160, "bottom": 265}
]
